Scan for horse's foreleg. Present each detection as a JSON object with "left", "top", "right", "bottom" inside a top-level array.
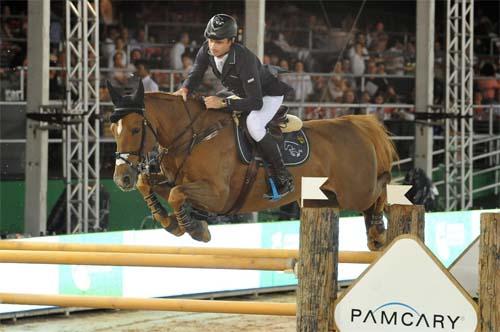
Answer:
[
  {"left": 169, "top": 181, "right": 222, "bottom": 243},
  {"left": 136, "top": 174, "right": 184, "bottom": 236},
  {"left": 363, "top": 172, "right": 391, "bottom": 251}
]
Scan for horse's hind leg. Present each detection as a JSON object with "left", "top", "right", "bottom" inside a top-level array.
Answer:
[
  {"left": 136, "top": 174, "right": 184, "bottom": 236},
  {"left": 363, "top": 172, "right": 391, "bottom": 251},
  {"left": 168, "top": 181, "right": 223, "bottom": 243},
  {"left": 363, "top": 196, "right": 386, "bottom": 251}
]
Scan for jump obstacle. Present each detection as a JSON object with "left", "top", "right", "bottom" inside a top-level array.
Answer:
[{"left": 0, "top": 206, "right": 497, "bottom": 332}]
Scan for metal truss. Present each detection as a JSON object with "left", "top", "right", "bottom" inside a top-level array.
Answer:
[
  {"left": 64, "top": 0, "right": 100, "bottom": 233},
  {"left": 444, "top": 0, "right": 474, "bottom": 210}
]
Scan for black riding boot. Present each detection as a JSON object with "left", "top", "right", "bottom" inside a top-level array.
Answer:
[{"left": 257, "top": 133, "right": 295, "bottom": 199}]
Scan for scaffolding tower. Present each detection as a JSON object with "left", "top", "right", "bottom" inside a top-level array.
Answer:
[
  {"left": 64, "top": 0, "right": 100, "bottom": 233},
  {"left": 444, "top": 0, "right": 474, "bottom": 210}
]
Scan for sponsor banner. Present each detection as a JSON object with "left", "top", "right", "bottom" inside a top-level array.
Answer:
[{"left": 334, "top": 237, "right": 478, "bottom": 332}]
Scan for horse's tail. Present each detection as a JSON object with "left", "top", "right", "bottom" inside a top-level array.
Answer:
[{"left": 341, "top": 115, "right": 398, "bottom": 174}]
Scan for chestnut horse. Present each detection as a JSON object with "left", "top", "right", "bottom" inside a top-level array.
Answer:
[{"left": 108, "top": 82, "right": 397, "bottom": 250}]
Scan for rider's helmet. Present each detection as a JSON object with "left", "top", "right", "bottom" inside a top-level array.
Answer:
[{"left": 204, "top": 14, "right": 237, "bottom": 40}]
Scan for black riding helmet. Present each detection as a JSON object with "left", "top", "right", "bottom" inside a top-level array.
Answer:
[{"left": 204, "top": 14, "right": 237, "bottom": 40}]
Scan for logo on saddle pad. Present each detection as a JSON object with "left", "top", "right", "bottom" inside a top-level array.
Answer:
[{"left": 284, "top": 141, "right": 304, "bottom": 158}]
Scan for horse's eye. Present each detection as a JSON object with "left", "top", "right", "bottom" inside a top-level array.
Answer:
[{"left": 131, "top": 128, "right": 141, "bottom": 135}]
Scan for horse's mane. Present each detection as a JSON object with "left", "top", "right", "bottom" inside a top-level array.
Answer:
[{"left": 145, "top": 92, "right": 184, "bottom": 101}]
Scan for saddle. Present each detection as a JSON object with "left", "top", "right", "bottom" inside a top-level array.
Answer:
[
  {"left": 228, "top": 96, "right": 310, "bottom": 166},
  {"left": 234, "top": 109, "right": 310, "bottom": 165}
]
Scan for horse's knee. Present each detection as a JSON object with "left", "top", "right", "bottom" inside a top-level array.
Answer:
[
  {"left": 168, "top": 186, "right": 187, "bottom": 211},
  {"left": 136, "top": 174, "right": 152, "bottom": 195}
]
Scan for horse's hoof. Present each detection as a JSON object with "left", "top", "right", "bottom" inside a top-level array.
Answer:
[
  {"left": 367, "top": 227, "right": 386, "bottom": 251},
  {"left": 189, "top": 220, "right": 211, "bottom": 243},
  {"left": 162, "top": 215, "right": 185, "bottom": 237},
  {"left": 368, "top": 239, "right": 385, "bottom": 251}
]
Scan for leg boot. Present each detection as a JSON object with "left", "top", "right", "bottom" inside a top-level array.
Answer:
[{"left": 257, "top": 133, "right": 294, "bottom": 199}]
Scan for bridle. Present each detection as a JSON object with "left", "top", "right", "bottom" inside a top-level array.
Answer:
[
  {"left": 114, "top": 107, "right": 160, "bottom": 175},
  {"left": 113, "top": 100, "right": 215, "bottom": 184}
]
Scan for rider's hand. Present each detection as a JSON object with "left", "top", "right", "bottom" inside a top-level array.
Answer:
[
  {"left": 203, "top": 96, "right": 226, "bottom": 109},
  {"left": 173, "top": 87, "right": 188, "bottom": 102}
]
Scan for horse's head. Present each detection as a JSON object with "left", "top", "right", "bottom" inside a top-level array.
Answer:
[{"left": 107, "top": 80, "right": 157, "bottom": 191}]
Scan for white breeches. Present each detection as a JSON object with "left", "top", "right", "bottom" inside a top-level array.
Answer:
[{"left": 246, "top": 95, "right": 284, "bottom": 142}]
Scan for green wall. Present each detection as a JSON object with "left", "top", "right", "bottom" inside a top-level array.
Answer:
[{"left": 0, "top": 179, "right": 154, "bottom": 234}]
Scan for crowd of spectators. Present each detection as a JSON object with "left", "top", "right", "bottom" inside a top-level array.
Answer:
[{"left": 1, "top": 1, "right": 499, "bottom": 121}]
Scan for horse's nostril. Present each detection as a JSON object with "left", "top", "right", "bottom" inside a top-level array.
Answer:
[{"left": 123, "top": 175, "right": 130, "bottom": 186}]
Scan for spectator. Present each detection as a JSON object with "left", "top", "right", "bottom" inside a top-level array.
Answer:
[
  {"left": 182, "top": 54, "right": 193, "bottom": 73},
  {"left": 374, "top": 94, "right": 392, "bottom": 121},
  {"left": 178, "top": 54, "right": 193, "bottom": 87},
  {"left": 341, "top": 58, "right": 351, "bottom": 74},
  {"left": 361, "top": 91, "right": 372, "bottom": 103},
  {"left": 263, "top": 54, "right": 271, "bottom": 65},
  {"left": 130, "top": 28, "right": 147, "bottom": 50},
  {"left": 108, "top": 37, "right": 127, "bottom": 68},
  {"left": 279, "top": 59, "right": 290, "bottom": 71},
  {"left": 338, "top": 89, "right": 357, "bottom": 116},
  {"left": 270, "top": 54, "right": 280, "bottom": 66},
  {"left": 348, "top": 33, "right": 368, "bottom": 59},
  {"left": 368, "top": 21, "right": 386, "bottom": 49},
  {"left": 385, "top": 85, "right": 401, "bottom": 103},
  {"left": 130, "top": 48, "right": 142, "bottom": 61},
  {"left": 477, "top": 62, "right": 500, "bottom": 103},
  {"left": 49, "top": 52, "right": 63, "bottom": 100},
  {"left": 102, "top": 27, "right": 119, "bottom": 60},
  {"left": 361, "top": 91, "right": 374, "bottom": 115},
  {"left": 49, "top": 13, "right": 63, "bottom": 49},
  {"left": 350, "top": 43, "right": 367, "bottom": 76},
  {"left": 135, "top": 60, "right": 158, "bottom": 92},
  {"left": 170, "top": 32, "right": 190, "bottom": 70},
  {"left": 386, "top": 39, "right": 405, "bottom": 75},
  {"left": 364, "top": 60, "right": 380, "bottom": 97},
  {"left": 371, "top": 33, "right": 389, "bottom": 58},
  {"left": 120, "top": 26, "right": 130, "bottom": 45},
  {"left": 100, "top": 0, "right": 114, "bottom": 25},
  {"left": 108, "top": 52, "right": 129, "bottom": 87},
  {"left": 373, "top": 63, "right": 389, "bottom": 93},
  {"left": 288, "top": 61, "right": 313, "bottom": 101},
  {"left": 327, "top": 75, "right": 347, "bottom": 101}
]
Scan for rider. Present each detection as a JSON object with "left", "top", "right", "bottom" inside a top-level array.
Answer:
[{"left": 173, "top": 14, "right": 294, "bottom": 199}]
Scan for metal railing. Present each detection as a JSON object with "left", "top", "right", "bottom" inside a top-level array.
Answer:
[{"left": 1, "top": 99, "right": 498, "bottom": 205}]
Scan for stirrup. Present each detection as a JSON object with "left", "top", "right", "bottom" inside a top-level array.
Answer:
[{"left": 263, "top": 177, "right": 293, "bottom": 201}]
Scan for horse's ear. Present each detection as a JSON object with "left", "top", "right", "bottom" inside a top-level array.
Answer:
[
  {"left": 133, "top": 80, "right": 145, "bottom": 105},
  {"left": 106, "top": 80, "right": 121, "bottom": 105}
]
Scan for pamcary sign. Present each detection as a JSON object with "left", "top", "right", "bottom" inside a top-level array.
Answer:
[{"left": 334, "top": 236, "right": 478, "bottom": 332}]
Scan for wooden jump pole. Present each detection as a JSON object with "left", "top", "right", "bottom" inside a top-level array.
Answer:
[
  {"left": 0, "top": 293, "right": 297, "bottom": 316},
  {"left": 0, "top": 242, "right": 299, "bottom": 259},
  {"left": 386, "top": 204, "right": 425, "bottom": 243},
  {"left": 0, "top": 250, "right": 295, "bottom": 271},
  {"left": 296, "top": 204, "right": 339, "bottom": 332},
  {"left": 0, "top": 241, "right": 380, "bottom": 264},
  {"left": 479, "top": 212, "right": 499, "bottom": 332}
]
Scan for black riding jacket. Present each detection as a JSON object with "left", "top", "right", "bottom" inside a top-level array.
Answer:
[{"left": 182, "top": 41, "right": 292, "bottom": 112}]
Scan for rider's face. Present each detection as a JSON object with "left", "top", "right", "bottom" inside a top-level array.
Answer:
[{"left": 208, "top": 38, "right": 232, "bottom": 58}]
